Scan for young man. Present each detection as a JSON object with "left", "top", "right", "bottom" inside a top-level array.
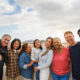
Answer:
[
  {"left": 64, "top": 31, "right": 80, "bottom": 80},
  {"left": 0, "top": 34, "right": 11, "bottom": 80}
]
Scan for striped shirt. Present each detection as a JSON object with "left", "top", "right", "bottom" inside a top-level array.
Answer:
[{"left": 6, "top": 49, "right": 20, "bottom": 78}]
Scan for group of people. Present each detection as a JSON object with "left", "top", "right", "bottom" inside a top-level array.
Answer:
[{"left": 0, "top": 30, "right": 80, "bottom": 80}]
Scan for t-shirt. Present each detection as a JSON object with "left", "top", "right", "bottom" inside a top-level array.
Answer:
[
  {"left": 52, "top": 47, "right": 70, "bottom": 75},
  {"left": 69, "top": 42, "right": 80, "bottom": 79}
]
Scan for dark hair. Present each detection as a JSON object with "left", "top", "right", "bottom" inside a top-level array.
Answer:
[
  {"left": 11, "top": 38, "right": 21, "bottom": 50},
  {"left": 41, "top": 37, "right": 53, "bottom": 57},
  {"left": 2, "top": 34, "right": 11, "bottom": 39},
  {"left": 77, "top": 29, "right": 80, "bottom": 35},
  {"left": 46, "top": 37, "right": 53, "bottom": 48},
  {"left": 33, "top": 39, "right": 42, "bottom": 50}
]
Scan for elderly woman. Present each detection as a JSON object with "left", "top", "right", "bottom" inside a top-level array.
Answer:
[
  {"left": 19, "top": 43, "right": 33, "bottom": 80},
  {"left": 52, "top": 37, "right": 71, "bottom": 80}
]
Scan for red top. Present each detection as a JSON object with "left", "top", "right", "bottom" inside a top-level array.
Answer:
[{"left": 52, "top": 47, "right": 71, "bottom": 75}]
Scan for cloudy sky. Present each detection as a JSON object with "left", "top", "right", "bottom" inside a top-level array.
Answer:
[{"left": 0, "top": 0, "right": 80, "bottom": 42}]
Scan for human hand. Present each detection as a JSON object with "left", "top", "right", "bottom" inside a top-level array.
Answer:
[
  {"left": 27, "top": 61, "right": 34, "bottom": 67},
  {"left": 35, "top": 60, "right": 39, "bottom": 63},
  {"left": 34, "top": 67, "right": 38, "bottom": 72},
  {"left": 0, "top": 55, "right": 2, "bottom": 61}
]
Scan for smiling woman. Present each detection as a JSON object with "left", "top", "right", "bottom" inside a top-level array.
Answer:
[
  {"left": 6, "top": 38, "right": 21, "bottom": 80},
  {"left": 52, "top": 37, "right": 71, "bottom": 80}
]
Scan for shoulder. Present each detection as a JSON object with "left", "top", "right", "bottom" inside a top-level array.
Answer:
[
  {"left": 8, "top": 49, "right": 13, "bottom": 53},
  {"left": 20, "top": 52, "right": 27, "bottom": 57},
  {"left": 77, "top": 42, "right": 80, "bottom": 46},
  {"left": 32, "top": 48, "right": 35, "bottom": 50},
  {"left": 32, "top": 48, "right": 37, "bottom": 51},
  {"left": 63, "top": 47, "right": 70, "bottom": 55},
  {"left": 48, "top": 49, "right": 53, "bottom": 55},
  {"left": 63, "top": 47, "right": 69, "bottom": 51}
]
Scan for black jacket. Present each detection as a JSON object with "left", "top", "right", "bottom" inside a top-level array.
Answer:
[{"left": 0, "top": 40, "right": 7, "bottom": 69}]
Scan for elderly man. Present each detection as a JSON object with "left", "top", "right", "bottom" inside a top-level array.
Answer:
[{"left": 0, "top": 34, "right": 11, "bottom": 80}]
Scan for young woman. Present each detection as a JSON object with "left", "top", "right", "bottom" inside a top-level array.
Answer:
[
  {"left": 19, "top": 43, "right": 33, "bottom": 80},
  {"left": 34, "top": 37, "right": 53, "bottom": 80},
  {"left": 6, "top": 38, "right": 21, "bottom": 80},
  {"left": 31, "top": 39, "right": 42, "bottom": 80},
  {"left": 52, "top": 37, "right": 71, "bottom": 80}
]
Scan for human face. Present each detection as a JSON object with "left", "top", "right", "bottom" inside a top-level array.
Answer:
[
  {"left": 53, "top": 38, "right": 62, "bottom": 49},
  {"left": 1, "top": 36, "right": 11, "bottom": 47},
  {"left": 35, "top": 40, "right": 41, "bottom": 48},
  {"left": 64, "top": 33, "right": 74, "bottom": 45},
  {"left": 13, "top": 41, "right": 19, "bottom": 50},
  {"left": 26, "top": 45, "right": 31, "bottom": 54},
  {"left": 45, "top": 39, "right": 52, "bottom": 48}
]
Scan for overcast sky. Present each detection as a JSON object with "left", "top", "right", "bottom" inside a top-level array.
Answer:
[{"left": 0, "top": 0, "right": 80, "bottom": 42}]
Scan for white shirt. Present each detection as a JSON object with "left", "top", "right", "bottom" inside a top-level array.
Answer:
[
  {"left": 37, "top": 48, "right": 53, "bottom": 69},
  {"left": 31, "top": 48, "right": 41, "bottom": 61}
]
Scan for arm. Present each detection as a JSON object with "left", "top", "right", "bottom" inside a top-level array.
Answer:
[
  {"left": 0, "top": 54, "right": 4, "bottom": 69},
  {"left": 19, "top": 53, "right": 33, "bottom": 69},
  {"left": 19, "top": 54, "right": 28, "bottom": 69},
  {"left": 0, "top": 54, "right": 2, "bottom": 61},
  {"left": 27, "top": 61, "right": 34, "bottom": 67},
  {"left": 31, "top": 49, "right": 36, "bottom": 61},
  {"left": 67, "top": 48, "right": 71, "bottom": 62}
]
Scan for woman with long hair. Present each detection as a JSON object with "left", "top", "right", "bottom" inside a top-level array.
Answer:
[
  {"left": 34, "top": 37, "right": 53, "bottom": 80},
  {"left": 31, "top": 39, "right": 42, "bottom": 80},
  {"left": 6, "top": 38, "right": 21, "bottom": 80}
]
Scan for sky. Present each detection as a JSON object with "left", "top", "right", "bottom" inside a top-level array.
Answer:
[{"left": 0, "top": 0, "right": 80, "bottom": 42}]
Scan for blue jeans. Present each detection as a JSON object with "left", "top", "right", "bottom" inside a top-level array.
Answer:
[
  {"left": 33, "top": 63, "right": 40, "bottom": 80},
  {"left": 52, "top": 72, "right": 70, "bottom": 80}
]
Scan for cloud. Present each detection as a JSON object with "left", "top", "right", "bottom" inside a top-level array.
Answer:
[
  {"left": 0, "top": 0, "right": 15, "bottom": 13},
  {"left": 0, "top": 0, "right": 80, "bottom": 41},
  {"left": 15, "top": 0, "right": 80, "bottom": 26}
]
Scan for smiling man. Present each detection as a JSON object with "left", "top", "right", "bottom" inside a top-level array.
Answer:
[
  {"left": 64, "top": 31, "right": 80, "bottom": 80},
  {"left": 0, "top": 34, "right": 11, "bottom": 80}
]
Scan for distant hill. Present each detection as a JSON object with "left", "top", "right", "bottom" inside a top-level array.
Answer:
[{"left": 22, "top": 40, "right": 45, "bottom": 44}]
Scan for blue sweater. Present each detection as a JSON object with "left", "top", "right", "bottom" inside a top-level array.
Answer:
[
  {"left": 69, "top": 42, "right": 80, "bottom": 79},
  {"left": 19, "top": 51, "right": 33, "bottom": 79}
]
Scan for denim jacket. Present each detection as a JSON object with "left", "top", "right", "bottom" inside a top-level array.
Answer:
[{"left": 19, "top": 51, "right": 33, "bottom": 79}]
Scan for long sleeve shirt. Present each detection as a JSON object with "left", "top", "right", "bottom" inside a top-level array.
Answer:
[
  {"left": 31, "top": 48, "right": 41, "bottom": 61},
  {"left": 19, "top": 51, "right": 33, "bottom": 79},
  {"left": 37, "top": 48, "right": 53, "bottom": 70}
]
